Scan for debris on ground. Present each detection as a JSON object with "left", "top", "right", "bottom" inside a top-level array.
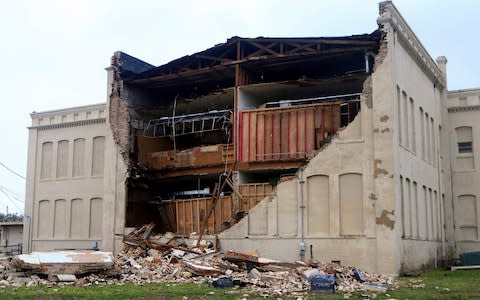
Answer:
[
  {"left": 2, "top": 223, "right": 396, "bottom": 298},
  {"left": 10, "top": 250, "right": 113, "bottom": 275}
]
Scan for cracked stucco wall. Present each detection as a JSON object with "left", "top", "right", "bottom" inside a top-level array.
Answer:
[
  {"left": 220, "top": 89, "right": 384, "bottom": 273},
  {"left": 378, "top": 1, "right": 449, "bottom": 273}
]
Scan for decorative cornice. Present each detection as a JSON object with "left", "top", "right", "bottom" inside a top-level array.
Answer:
[
  {"left": 448, "top": 88, "right": 480, "bottom": 98},
  {"left": 377, "top": 1, "right": 445, "bottom": 89},
  {"left": 448, "top": 105, "right": 480, "bottom": 113},
  {"left": 30, "top": 118, "right": 106, "bottom": 130},
  {"left": 31, "top": 103, "right": 106, "bottom": 118}
]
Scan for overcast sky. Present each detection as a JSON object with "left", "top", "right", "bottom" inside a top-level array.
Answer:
[{"left": 0, "top": 0, "right": 477, "bottom": 214}]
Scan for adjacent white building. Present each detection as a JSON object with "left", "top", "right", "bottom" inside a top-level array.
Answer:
[{"left": 23, "top": 104, "right": 108, "bottom": 252}]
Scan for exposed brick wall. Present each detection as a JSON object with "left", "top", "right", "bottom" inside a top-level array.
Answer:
[{"left": 109, "top": 53, "right": 131, "bottom": 165}]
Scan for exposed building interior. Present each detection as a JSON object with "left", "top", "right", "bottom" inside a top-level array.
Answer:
[
  {"left": 111, "top": 33, "right": 381, "bottom": 236},
  {"left": 25, "top": 1, "right": 480, "bottom": 276}
]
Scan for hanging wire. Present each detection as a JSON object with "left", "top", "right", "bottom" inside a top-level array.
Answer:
[
  {"left": 0, "top": 185, "right": 24, "bottom": 203},
  {"left": 0, "top": 161, "right": 25, "bottom": 180},
  {"left": 0, "top": 187, "right": 22, "bottom": 212}
]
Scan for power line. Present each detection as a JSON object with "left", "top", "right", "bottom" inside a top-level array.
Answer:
[
  {"left": 0, "top": 188, "right": 22, "bottom": 212},
  {"left": 0, "top": 161, "right": 25, "bottom": 180},
  {"left": 0, "top": 185, "right": 24, "bottom": 203}
]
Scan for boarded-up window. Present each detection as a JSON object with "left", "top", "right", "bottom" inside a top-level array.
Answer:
[
  {"left": 410, "top": 98, "right": 416, "bottom": 153},
  {"left": 70, "top": 198, "right": 86, "bottom": 238},
  {"left": 404, "top": 178, "right": 412, "bottom": 238},
  {"left": 419, "top": 107, "right": 425, "bottom": 159},
  {"left": 89, "top": 198, "right": 103, "bottom": 239},
  {"left": 54, "top": 199, "right": 67, "bottom": 238},
  {"left": 400, "top": 176, "right": 405, "bottom": 237},
  {"left": 397, "top": 86, "right": 402, "bottom": 145},
  {"left": 339, "top": 173, "right": 363, "bottom": 235},
  {"left": 402, "top": 91, "right": 409, "bottom": 149},
  {"left": 307, "top": 175, "right": 329, "bottom": 235},
  {"left": 56, "top": 140, "right": 69, "bottom": 178},
  {"left": 419, "top": 186, "right": 427, "bottom": 239},
  {"left": 412, "top": 181, "right": 418, "bottom": 238},
  {"left": 73, "top": 138, "right": 85, "bottom": 177},
  {"left": 428, "top": 188, "right": 433, "bottom": 240},
  {"left": 277, "top": 180, "right": 298, "bottom": 236},
  {"left": 430, "top": 118, "right": 436, "bottom": 165},
  {"left": 91, "top": 136, "right": 105, "bottom": 176},
  {"left": 38, "top": 200, "right": 51, "bottom": 238},
  {"left": 40, "top": 142, "right": 53, "bottom": 179},
  {"left": 457, "top": 195, "right": 478, "bottom": 241}
]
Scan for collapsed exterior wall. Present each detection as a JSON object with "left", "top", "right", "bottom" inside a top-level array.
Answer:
[
  {"left": 103, "top": 52, "right": 155, "bottom": 253},
  {"left": 220, "top": 110, "right": 382, "bottom": 273},
  {"left": 220, "top": 1, "right": 451, "bottom": 275},
  {"left": 23, "top": 1, "right": 466, "bottom": 275}
]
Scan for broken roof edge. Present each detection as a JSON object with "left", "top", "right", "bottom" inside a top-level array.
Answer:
[
  {"left": 111, "top": 51, "right": 156, "bottom": 77},
  {"left": 378, "top": 1, "right": 445, "bottom": 88},
  {"left": 123, "top": 31, "right": 381, "bottom": 82},
  {"left": 224, "top": 32, "right": 379, "bottom": 43},
  {"left": 448, "top": 87, "right": 480, "bottom": 96}
]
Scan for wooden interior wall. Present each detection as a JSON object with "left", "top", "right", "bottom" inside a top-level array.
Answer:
[
  {"left": 239, "top": 183, "right": 273, "bottom": 212},
  {"left": 140, "top": 144, "right": 234, "bottom": 170},
  {"left": 169, "top": 196, "right": 233, "bottom": 235},
  {"left": 162, "top": 183, "right": 273, "bottom": 235},
  {"left": 239, "top": 102, "right": 340, "bottom": 162}
]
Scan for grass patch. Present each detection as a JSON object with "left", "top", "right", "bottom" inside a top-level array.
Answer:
[
  {"left": 0, "top": 269, "right": 479, "bottom": 299},
  {"left": 0, "top": 282, "right": 241, "bottom": 300},
  {"left": 310, "top": 268, "right": 480, "bottom": 299}
]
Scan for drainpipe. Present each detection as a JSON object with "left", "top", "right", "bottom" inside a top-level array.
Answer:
[
  {"left": 23, "top": 215, "right": 32, "bottom": 253},
  {"left": 299, "top": 168, "right": 306, "bottom": 261}
]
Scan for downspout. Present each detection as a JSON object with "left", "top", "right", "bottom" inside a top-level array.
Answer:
[
  {"left": 299, "top": 168, "right": 306, "bottom": 261},
  {"left": 26, "top": 216, "right": 32, "bottom": 253}
]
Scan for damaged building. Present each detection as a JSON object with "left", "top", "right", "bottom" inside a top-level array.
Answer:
[{"left": 22, "top": 1, "right": 479, "bottom": 275}]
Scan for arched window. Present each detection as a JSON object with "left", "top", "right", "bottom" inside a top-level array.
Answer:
[
  {"left": 73, "top": 138, "right": 85, "bottom": 177},
  {"left": 339, "top": 173, "right": 363, "bottom": 235},
  {"left": 56, "top": 140, "right": 69, "bottom": 178},
  {"left": 307, "top": 175, "right": 329, "bottom": 235},
  {"left": 40, "top": 142, "right": 53, "bottom": 179},
  {"left": 91, "top": 136, "right": 105, "bottom": 176}
]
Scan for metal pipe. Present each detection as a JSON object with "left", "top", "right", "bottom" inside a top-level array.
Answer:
[
  {"left": 264, "top": 93, "right": 362, "bottom": 107},
  {"left": 172, "top": 95, "right": 178, "bottom": 155},
  {"left": 299, "top": 168, "right": 306, "bottom": 261},
  {"left": 25, "top": 215, "right": 31, "bottom": 253}
]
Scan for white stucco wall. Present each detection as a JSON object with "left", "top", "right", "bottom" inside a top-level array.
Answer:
[
  {"left": 378, "top": 2, "right": 449, "bottom": 272},
  {"left": 447, "top": 88, "right": 480, "bottom": 256},
  {"left": 23, "top": 104, "right": 110, "bottom": 252}
]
